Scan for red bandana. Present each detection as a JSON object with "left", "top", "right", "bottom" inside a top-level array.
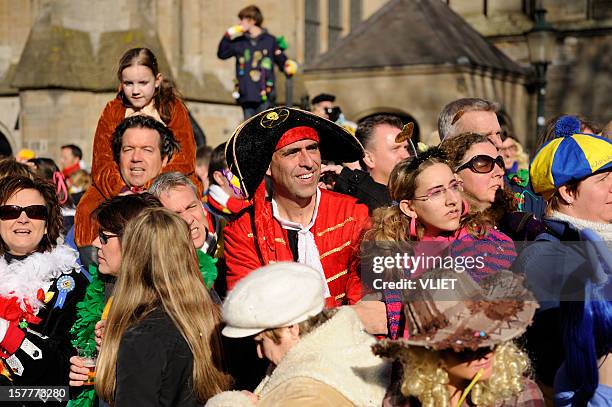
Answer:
[{"left": 275, "top": 126, "right": 319, "bottom": 151}]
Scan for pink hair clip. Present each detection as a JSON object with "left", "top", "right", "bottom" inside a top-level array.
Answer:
[{"left": 53, "top": 171, "right": 68, "bottom": 205}]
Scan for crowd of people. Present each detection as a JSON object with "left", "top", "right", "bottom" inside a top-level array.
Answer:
[{"left": 0, "top": 4, "right": 611, "bottom": 407}]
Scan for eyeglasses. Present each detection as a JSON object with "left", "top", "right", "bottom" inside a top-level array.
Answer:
[
  {"left": 98, "top": 231, "right": 119, "bottom": 245},
  {"left": 455, "top": 155, "right": 504, "bottom": 174},
  {"left": 412, "top": 180, "right": 464, "bottom": 201},
  {"left": 0, "top": 205, "right": 48, "bottom": 221}
]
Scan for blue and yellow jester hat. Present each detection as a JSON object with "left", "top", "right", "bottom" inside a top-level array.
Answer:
[{"left": 530, "top": 116, "right": 612, "bottom": 199}]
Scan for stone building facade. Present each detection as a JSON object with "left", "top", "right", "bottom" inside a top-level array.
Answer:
[{"left": 0, "top": 0, "right": 609, "bottom": 162}]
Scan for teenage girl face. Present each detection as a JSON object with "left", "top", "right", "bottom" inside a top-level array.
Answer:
[
  {"left": 400, "top": 163, "right": 463, "bottom": 236},
  {"left": 120, "top": 64, "right": 161, "bottom": 110}
]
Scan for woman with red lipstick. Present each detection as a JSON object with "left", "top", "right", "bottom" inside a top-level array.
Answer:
[
  {"left": 373, "top": 269, "right": 544, "bottom": 407},
  {"left": 364, "top": 148, "right": 516, "bottom": 339},
  {"left": 74, "top": 48, "right": 199, "bottom": 265}
]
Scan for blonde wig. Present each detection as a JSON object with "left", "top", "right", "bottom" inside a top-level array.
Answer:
[
  {"left": 95, "top": 208, "right": 230, "bottom": 403},
  {"left": 396, "top": 342, "right": 530, "bottom": 407}
]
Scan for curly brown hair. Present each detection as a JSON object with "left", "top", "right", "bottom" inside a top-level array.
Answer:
[
  {"left": 263, "top": 308, "right": 340, "bottom": 344},
  {"left": 0, "top": 176, "right": 64, "bottom": 254},
  {"left": 439, "top": 132, "right": 490, "bottom": 170}
]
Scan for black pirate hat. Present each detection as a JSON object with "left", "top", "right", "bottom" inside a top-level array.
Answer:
[{"left": 225, "top": 107, "right": 364, "bottom": 199}]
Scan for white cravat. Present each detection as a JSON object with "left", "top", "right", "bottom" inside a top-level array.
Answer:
[{"left": 272, "top": 189, "right": 330, "bottom": 297}]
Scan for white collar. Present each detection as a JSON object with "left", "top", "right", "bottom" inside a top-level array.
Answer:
[
  {"left": 271, "top": 188, "right": 321, "bottom": 231},
  {"left": 550, "top": 210, "right": 612, "bottom": 241}
]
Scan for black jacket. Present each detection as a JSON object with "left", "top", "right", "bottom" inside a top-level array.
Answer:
[
  {"left": 217, "top": 29, "right": 287, "bottom": 105},
  {"left": 1, "top": 250, "right": 87, "bottom": 388},
  {"left": 333, "top": 168, "right": 391, "bottom": 212},
  {"left": 114, "top": 307, "right": 201, "bottom": 407}
]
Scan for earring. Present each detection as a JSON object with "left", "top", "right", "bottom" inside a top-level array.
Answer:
[
  {"left": 409, "top": 217, "right": 417, "bottom": 238},
  {"left": 461, "top": 200, "right": 470, "bottom": 216}
]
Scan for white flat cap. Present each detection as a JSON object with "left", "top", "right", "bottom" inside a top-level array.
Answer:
[{"left": 221, "top": 262, "right": 326, "bottom": 338}]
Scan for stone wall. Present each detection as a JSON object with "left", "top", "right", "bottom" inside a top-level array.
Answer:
[
  {"left": 304, "top": 66, "right": 529, "bottom": 147},
  {"left": 19, "top": 90, "right": 113, "bottom": 164},
  {"left": 0, "top": 0, "right": 609, "bottom": 164}
]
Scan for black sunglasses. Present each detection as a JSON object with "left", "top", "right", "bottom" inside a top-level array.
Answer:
[
  {"left": 0, "top": 205, "right": 48, "bottom": 221},
  {"left": 98, "top": 231, "right": 119, "bottom": 245},
  {"left": 456, "top": 155, "right": 504, "bottom": 174}
]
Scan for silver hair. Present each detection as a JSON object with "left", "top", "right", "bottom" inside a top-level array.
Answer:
[
  {"left": 148, "top": 172, "right": 199, "bottom": 198},
  {"left": 437, "top": 98, "right": 500, "bottom": 141}
]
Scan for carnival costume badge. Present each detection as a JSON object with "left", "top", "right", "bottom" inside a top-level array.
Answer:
[{"left": 54, "top": 275, "right": 75, "bottom": 310}]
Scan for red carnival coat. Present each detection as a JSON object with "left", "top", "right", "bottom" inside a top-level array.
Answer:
[
  {"left": 74, "top": 97, "right": 199, "bottom": 247},
  {"left": 224, "top": 189, "right": 370, "bottom": 307}
]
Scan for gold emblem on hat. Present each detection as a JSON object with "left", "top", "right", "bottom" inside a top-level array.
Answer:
[{"left": 260, "top": 108, "right": 289, "bottom": 128}]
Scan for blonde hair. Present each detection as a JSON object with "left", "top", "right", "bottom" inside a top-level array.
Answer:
[
  {"left": 71, "top": 169, "right": 91, "bottom": 191},
  {"left": 396, "top": 342, "right": 529, "bottom": 407},
  {"left": 512, "top": 139, "right": 529, "bottom": 172},
  {"left": 95, "top": 208, "right": 230, "bottom": 403}
]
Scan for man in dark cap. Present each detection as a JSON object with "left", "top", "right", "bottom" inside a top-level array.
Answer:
[
  {"left": 310, "top": 93, "right": 336, "bottom": 120},
  {"left": 223, "top": 107, "right": 370, "bottom": 308}
]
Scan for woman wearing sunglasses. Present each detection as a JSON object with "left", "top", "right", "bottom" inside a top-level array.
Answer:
[
  {"left": 68, "top": 193, "right": 162, "bottom": 405},
  {"left": 440, "top": 132, "right": 508, "bottom": 213},
  {"left": 0, "top": 176, "right": 87, "bottom": 386},
  {"left": 439, "top": 132, "right": 535, "bottom": 241},
  {"left": 364, "top": 148, "right": 516, "bottom": 339},
  {"left": 95, "top": 208, "right": 230, "bottom": 405}
]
